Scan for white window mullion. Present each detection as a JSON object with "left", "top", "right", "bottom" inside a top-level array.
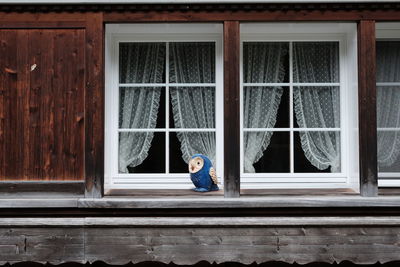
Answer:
[
  {"left": 165, "top": 42, "right": 170, "bottom": 174},
  {"left": 289, "top": 41, "right": 294, "bottom": 174}
]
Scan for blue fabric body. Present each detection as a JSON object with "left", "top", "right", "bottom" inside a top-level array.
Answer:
[{"left": 190, "top": 154, "right": 214, "bottom": 191}]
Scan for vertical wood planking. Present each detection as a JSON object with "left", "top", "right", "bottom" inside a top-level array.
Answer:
[
  {"left": 358, "top": 20, "right": 378, "bottom": 197},
  {"left": 52, "top": 29, "right": 85, "bottom": 180},
  {"left": 0, "top": 30, "right": 18, "bottom": 179},
  {"left": 0, "top": 29, "right": 85, "bottom": 181},
  {"left": 223, "top": 21, "right": 240, "bottom": 198},
  {"left": 84, "top": 13, "right": 104, "bottom": 197}
]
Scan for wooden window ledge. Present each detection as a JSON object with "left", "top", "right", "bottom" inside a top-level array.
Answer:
[{"left": 2, "top": 195, "right": 400, "bottom": 209}]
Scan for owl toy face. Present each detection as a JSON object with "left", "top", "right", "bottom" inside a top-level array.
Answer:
[{"left": 188, "top": 156, "right": 204, "bottom": 174}]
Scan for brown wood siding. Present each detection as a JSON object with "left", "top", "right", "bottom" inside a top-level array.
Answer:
[{"left": 0, "top": 29, "right": 85, "bottom": 181}]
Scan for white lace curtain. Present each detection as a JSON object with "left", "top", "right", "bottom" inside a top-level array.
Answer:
[
  {"left": 376, "top": 42, "right": 400, "bottom": 169},
  {"left": 118, "top": 43, "right": 165, "bottom": 173},
  {"left": 293, "top": 42, "right": 341, "bottom": 172},
  {"left": 243, "top": 43, "right": 288, "bottom": 173},
  {"left": 169, "top": 43, "right": 216, "bottom": 164}
]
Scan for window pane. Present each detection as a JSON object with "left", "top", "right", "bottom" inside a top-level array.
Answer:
[
  {"left": 170, "top": 132, "right": 216, "bottom": 172},
  {"left": 119, "top": 132, "right": 165, "bottom": 173},
  {"left": 119, "top": 87, "right": 164, "bottom": 128},
  {"left": 376, "top": 40, "right": 400, "bottom": 176},
  {"left": 293, "top": 42, "right": 339, "bottom": 83},
  {"left": 244, "top": 131, "right": 290, "bottom": 173},
  {"left": 378, "top": 131, "right": 400, "bottom": 173},
  {"left": 119, "top": 42, "right": 166, "bottom": 84},
  {"left": 243, "top": 87, "right": 288, "bottom": 128},
  {"left": 169, "top": 87, "right": 215, "bottom": 128},
  {"left": 293, "top": 86, "right": 340, "bottom": 128},
  {"left": 377, "top": 87, "right": 400, "bottom": 174},
  {"left": 169, "top": 42, "right": 215, "bottom": 83},
  {"left": 243, "top": 42, "right": 289, "bottom": 84},
  {"left": 376, "top": 41, "right": 400, "bottom": 83},
  {"left": 294, "top": 131, "right": 341, "bottom": 173}
]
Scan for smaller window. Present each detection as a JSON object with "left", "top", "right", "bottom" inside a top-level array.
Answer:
[
  {"left": 376, "top": 23, "right": 400, "bottom": 187},
  {"left": 240, "top": 23, "right": 359, "bottom": 190},
  {"left": 105, "top": 24, "right": 223, "bottom": 192}
]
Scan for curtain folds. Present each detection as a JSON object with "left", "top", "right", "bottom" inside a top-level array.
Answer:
[
  {"left": 170, "top": 43, "right": 216, "bottom": 164},
  {"left": 293, "top": 42, "right": 341, "bottom": 172},
  {"left": 118, "top": 43, "right": 165, "bottom": 173},
  {"left": 243, "top": 43, "right": 288, "bottom": 173},
  {"left": 376, "top": 42, "right": 400, "bottom": 169}
]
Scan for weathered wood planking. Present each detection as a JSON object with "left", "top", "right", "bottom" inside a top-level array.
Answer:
[
  {"left": 223, "top": 21, "right": 240, "bottom": 198},
  {"left": 0, "top": 29, "right": 85, "bottom": 181},
  {"left": 1, "top": 217, "right": 400, "bottom": 264},
  {"left": 84, "top": 13, "right": 104, "bottom": 198},
  {"left": 358, "top": 21, "right": 378, "bottom": 197}
]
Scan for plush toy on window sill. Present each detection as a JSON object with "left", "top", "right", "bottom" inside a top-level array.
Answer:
[{"left": 188, "top": 154, "right": 219, "bottom": 192}]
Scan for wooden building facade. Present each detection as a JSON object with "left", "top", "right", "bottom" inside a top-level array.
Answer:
[{"left": 1, "top": 0, "right": 400, "bottom": 265}]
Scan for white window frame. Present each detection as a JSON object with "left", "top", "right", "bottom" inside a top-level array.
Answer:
[
  {"left": 376, "top": 22, "right": 400, "bottom": 187},
  {"left": 240, "top": 23, "right": 359, "bottom": 190},
  {"left": 104, "top": 24, "right": 224, "bottom": 191}
]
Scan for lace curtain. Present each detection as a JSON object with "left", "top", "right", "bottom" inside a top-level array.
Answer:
[
  {"left": 243, "top": 43, "right": 288, "bottom": 173},
  {"left": 376, "top": 42, "right": 400, "bottom": 169},
  {"left": 293, "top": 42, "right": 341, "bottom": 172},
  {"left": 118, "top": 43, "right": 165, "bottom": 173},
  {"left": 170, "top": 43, "right": 216, "bottom": 164}
]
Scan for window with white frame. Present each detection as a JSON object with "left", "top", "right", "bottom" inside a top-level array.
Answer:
[
  {"left": 105, "top": 24, "right": 223, "bottom": 191},
  {"left": 376, "top": 23, "right": 400, "bottom": 187},
  {"left": 240, "top": 23, "right": 359, "bottom": 190}
]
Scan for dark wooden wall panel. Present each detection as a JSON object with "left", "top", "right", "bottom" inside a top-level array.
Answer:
[
  {"left": 223, "top": 21, "right": 240, "bottom": 198},
  {"left": 84, "top": 13, "right": 104, "bottom": 197},
  {"left": 0, "top": 29, "right": 85, "bottom": 181},
  {"left": 358, "top": 21, "right": 378, "bottom": 197}
]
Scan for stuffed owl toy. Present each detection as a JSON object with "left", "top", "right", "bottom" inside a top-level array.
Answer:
[{"left": 188, "top": 154, "right": 219, "bottom": 192}]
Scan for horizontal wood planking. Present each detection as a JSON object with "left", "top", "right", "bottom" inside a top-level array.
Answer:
[
  {"left": 0, "top": 21, "right": 85, "bottom": 29},
  {"left": 103, "top": 10, "right": 400, "bottom": 22},
  {"left": 0, "top": 181, "right": 84, "bottom": 198},
  {"left": 0, "top": 29, "right": 85, "bottom": 181},
  {"left": 1, "top": 218, "right": 400, "bottom": 264}
]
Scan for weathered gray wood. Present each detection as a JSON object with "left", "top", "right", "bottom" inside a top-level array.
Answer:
[
  {"left": 0, "top": 199, "right": 79, "bottom": 208},
  {"left": 1, "top": 217, "right": 400, "bottom": 265},
  {"left": 78, "top": 196, "right": 400, "bottom": 209},
  {"left": 2, "top": 216, "right": 400, "bottom": 227},
  {"left": 3, "top": 196, "right": 400, "bottom": 208},
  {"left": 0, "top": 227, "right": 84, "bottom": 264}
]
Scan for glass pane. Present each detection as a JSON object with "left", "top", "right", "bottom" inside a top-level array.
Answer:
[
  {"left": 119, "top": 132, "right": 165, "bottom": 173},
  {"left": 243, "top": 42, "right": 289, "bottom": 83},
  {"left": 170, "top": 132, "right": 216, "bottom": 172},
  {"left": 294, "top": 131, "right": 341, "bottom": 173},
  {"left": 378, "top": 131, "right": 400, "bottom": 173},
  {"left": 169, "top": 42, "right": 215, "bottom": 83},
  {"left": 376, "top": 41, "right": 400, "bottom": 83},
  {"left": 378, "top": 131, "right": 400, "bottom": 172},
  {"left": 170, "top": 132, "right": 189, "bottom": 173},
  {"left": 293, "top": 42, "right": 339, "bottom": 83},
  {"left": 243, "top": 87, "right": 288, "bottom": 128},
  {"left": 169, "top": 87, "right": 215, "bottom": 128},
  {"left": 244, "top": 131, "right": 290, "bottom": 173},
  {"left": 119, "top": 42, "right": 166, "bottom": 84},
  {"left": 119, "top": 87, "right": 164, "bottom": 128},
  {"left": 293, "top": 87, "right": 340, "bottom": 128}
]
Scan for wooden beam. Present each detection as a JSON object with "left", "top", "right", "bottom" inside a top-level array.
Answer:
[
  {"left": 223, "top": 21, "right": 240, "bottom": 198},
  {"left": 358, "top": 20, "right": 378, "bottom": 197},
  {"left": 103, "top": 10, "right": 400, "bottom": 23},
  {"left": 84, "top": 13, "right": 104, "bottom": 198}
]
